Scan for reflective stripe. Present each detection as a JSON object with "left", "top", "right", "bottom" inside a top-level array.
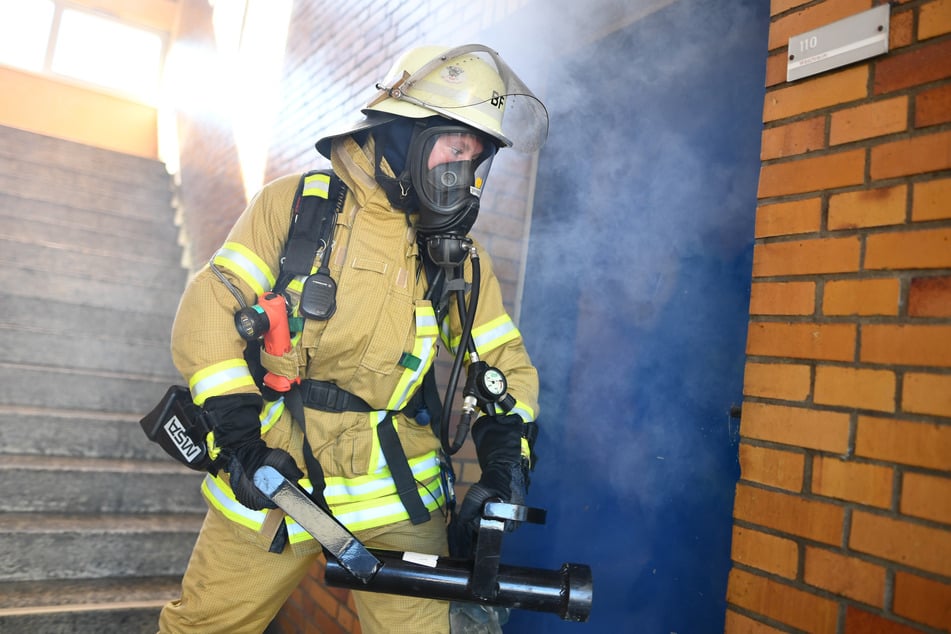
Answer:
[
  {"left": 332, "top": 480, "right": 444, "bottom": 533},
  {"left": 323, "top": 451, "right": 441, "bottom": 504},
  {"left": 507, "top": 397, "right": 536, "bottom": 423},
  {"left": 212, "top": 242, "right": 275, "bottom": 296},
  {"left": 189, "top": 359, "right": 255, "bottom": 405},
  {"left": 302, "top": 172, "right": 331, "bottom": 198},
  {"left": 260, "top": 398, "right": 285, "bottom": 434},
  {"left": 202, "top": 474, "right": 266, "bottom": 530},
  {"left": 445, "top": 314, "right": 520, "bottom": 355},
  {"left": 386, "top": 306, "right": 439, "bottom": 411},
  {"left": 469, "top": 314, "right": 520, "bottom": 354}
]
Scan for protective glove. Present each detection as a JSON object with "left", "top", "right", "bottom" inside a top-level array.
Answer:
[
  {"left": 448, "top": 414, "right": 531, "bottom": 557},
  {"left": 203, "top": 393, "right": 303, "bottom": 511}
]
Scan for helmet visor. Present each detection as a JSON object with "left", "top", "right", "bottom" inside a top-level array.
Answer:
[{"left": 382, "top": 44, "right": 549, "bottom": 153}]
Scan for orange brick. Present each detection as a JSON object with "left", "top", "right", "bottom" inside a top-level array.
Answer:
[
  {"left": 747, "top": 322, "right": 856, "bottom": 362},
  {"left": 741, "top": 401, "right": 851, "bottom": 453},
  {"left": 908, "top": 275, "right": 951, "bottom": 317},
  {"left": 912, "top": 177, "right": 951, "bottom": 221},
  {"left": 903, "top": 371, "right": 951, "bottom": 417},
  {"left": 749, "top": 281, "right": 816, "bottom": 315},
  {"left": 739, "top": 443, "right": 806, "bottom": 491},
  {"left": 870, "top": 130, "right": 951, "bottom": 180},
  {"left": 762, "top": 117, "right": 826, "bottom": 159},
  {"left": 874, "top": 38, "right": 951, "bottom": 93},
  {"left": 861, "top": 324, "right": 951, "bottom": 367},
  {"left": 856, "top": 415, "right": 951, "bottom": 470},
  {"left": 804, "top": 546, "right": 886, "bottom": 606},
  {"left": 866, "top": 228, "right": 951, "bottom": 270},
  {"left": 768, "top": 0, "right": 873, "bottom": 51},
  {"left": 889, "top": 9, "right": 916, "bottom": 50},
  {"left": 725, "top": 609, "right": 786, "bottom": 634},
  {"left": 919, "top": 0, "right": 951, "bottom": 39},
  {"left": 764, "top": 67, "right": 868, "bottom": 122},
  {"left": 734, "top": 484, "right": 845, "bottom": 545},
  {"left": 814, "top": 365, "right": 896, "bottom": 412},
  {"left": 830, "top": 97, "right": 908, "bottom": 145},
  {"left": 755, "top": 197, "right": 823, "bottom": 238},
  {"left": 850, "top": 510, "right": 951, "bottom": 577},
  {"left": 894, "top": 571, "right": 951, "bottom": 631},
  {"left": 828, "top": 185, "right": 908, "bottom": 230},
  {"left": 915, "top": 83, "right": 951, "bottom": 128},
  {"left": 823, "top": 278, "right": 901, "bottom": 316},
  {"left": 901, "top": 471, "right": 951, "bottom": 524},
  {"left": 845, "top": 605, "right": 931, "bottom": 634},
  {"left": 771, "top": 0, "right": 812, "bottom": 17},
  {"left": 727, "top": 568, "right": 839, "bottom": 632},
  {"left": 759, "top": 149, "right": 866, "bottom": 197},
  {"left": 753, "top": 236, "right": 861, "bottom": 276},
  {"left": 743, "top": 361, "right": 812, "bottom": 401},
  {"left": 732, "top": 525, "right": 799, "bottom": 577},
  {"left": 765, "top": 51, "right": 788, "bottom": 88},
  {"left": 811, "top": 454, "right": 894, "bottom": 507}
]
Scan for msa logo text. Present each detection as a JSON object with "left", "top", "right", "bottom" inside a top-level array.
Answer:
[{"left": 164, "top": 415, "right": 202, "bottom": 462}]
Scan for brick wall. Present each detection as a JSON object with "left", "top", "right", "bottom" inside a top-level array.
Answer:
[{"left": 727, "top": 1, "right": 951, "bottom": 633}]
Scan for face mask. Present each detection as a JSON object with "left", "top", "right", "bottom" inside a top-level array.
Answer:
[{"left": 408, "top": 125, "right": 495, "bottom": 235}]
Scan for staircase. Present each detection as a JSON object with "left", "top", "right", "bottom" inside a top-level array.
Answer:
[{"left": 0, "top": 125, "right": 206, "bottom": 632}]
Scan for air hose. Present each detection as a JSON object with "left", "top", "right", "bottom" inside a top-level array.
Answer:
[{"left": 440, "top": 246, "right": 481, "bottom": 455}]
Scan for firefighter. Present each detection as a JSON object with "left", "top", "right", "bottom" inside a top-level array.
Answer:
[{"left": 158, "top": 44, "right": 548, "bottom": 634}]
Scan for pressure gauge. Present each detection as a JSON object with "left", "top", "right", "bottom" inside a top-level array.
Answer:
[{"left": 479, "top": 366, "right": 507, "bottom": 400}]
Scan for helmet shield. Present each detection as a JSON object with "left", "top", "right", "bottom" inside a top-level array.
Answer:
[
  {"left": 409, "top": 125, "right": 496, "bottom": 234},
  {"left": 370, "top": 44, "right": 549, "bottom": 153}
]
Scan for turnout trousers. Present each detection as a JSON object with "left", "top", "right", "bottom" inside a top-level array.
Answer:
[{"left": 157, "top": 505, "right": 450, "bottom": 634}]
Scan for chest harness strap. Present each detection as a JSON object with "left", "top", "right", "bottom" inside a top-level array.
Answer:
[{"left": 285, "top": 379, "right": 431, "bottom": 525}]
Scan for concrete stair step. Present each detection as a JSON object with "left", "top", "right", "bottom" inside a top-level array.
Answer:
[
  {"left": 0, "top": 192, "right": 178, "bottom": 240},
  {"left": 1, "top": 295, "right": 177, "bottom": 344},
  {"left": 0, "top": 239, "right": 187, "bottom": 288},
  {"left": 0, "top": 151, "right": 172, "bottom": 203},
  {"left": 0, "top": 323, "right": 179, "bottom": 377},
  {"left": 0, "top": 576, "right": 181, "bottom": 634},
  {"left": 0, "top": 171, "right": 173, "bottom": 222},
  {"left": 0, "top": 216, "right": 184, "bottom": 263},
  {"left": 0, "top": 362, "right": 176, "bottom": 413},
  {"left": 0, "top": 406, "right": 174, "bottom": 461},
  {"left": 0, "top": 512, "right": 203, "bottom": 582},
  {"left": 0, "top": 124, "right": 169, "bottom": 184},
  {"left": 0, "top": 455, "right": 206, "bottom": 514},
  {"left": 0, "top": 262, "right": 185, "bottom": 316}
]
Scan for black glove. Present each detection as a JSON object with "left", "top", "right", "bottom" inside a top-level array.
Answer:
[
  {"left": 449, "top": 414, "right": 532, "bottom": 557},
  {"left": 204, "top": 393, "right": 303, "bottom": 511}
]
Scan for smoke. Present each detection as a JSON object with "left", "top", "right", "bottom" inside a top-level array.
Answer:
[{"left": 486, "top": 0, "right": 768, "bottom": 628}]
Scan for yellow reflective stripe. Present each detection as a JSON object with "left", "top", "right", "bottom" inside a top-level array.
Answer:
[
  {"left": 332, "top": 480, "right": 444, "bottom": 533},
  {"left": 386, "top": 307, "right": 438, "bottom": 411},
  {"left": 323, "top": 452, "right": 441, "bottom": 505},
  {"left": 507, "top": 397, "right": 536, "bottom": 423},
  {"left": 446, "top": 314, "right": 519, "bottom": 355},
  {"left": 212, "top": 242, "right": 275, "bottom": 296},
  {"left": 302, "top": 172, "right": 331, "bottom": 198},
  {"left": 189, "top": 359, "right": 255, "bottom": 405},
  {"left": 201, "top": 474, "right": 266, "bottom": 531},
  {"left": 260, "top": 398, "right": 285, "bottom": 434},
  {"left": 469, "top": 314, "right": 519, "bottom": 354}
]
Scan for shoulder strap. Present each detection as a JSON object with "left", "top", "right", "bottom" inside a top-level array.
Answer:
[{"left": 274, "top": 169, "right": 344, "bottom": 294}]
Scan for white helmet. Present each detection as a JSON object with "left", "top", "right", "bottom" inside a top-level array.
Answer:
[{"left": 315, "top": 44, "right": 548, "bottom": 158}]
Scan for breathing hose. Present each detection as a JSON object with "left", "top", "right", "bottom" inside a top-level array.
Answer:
[{"left": 440, "top": 246, "right": 481, "bottom": 455}]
